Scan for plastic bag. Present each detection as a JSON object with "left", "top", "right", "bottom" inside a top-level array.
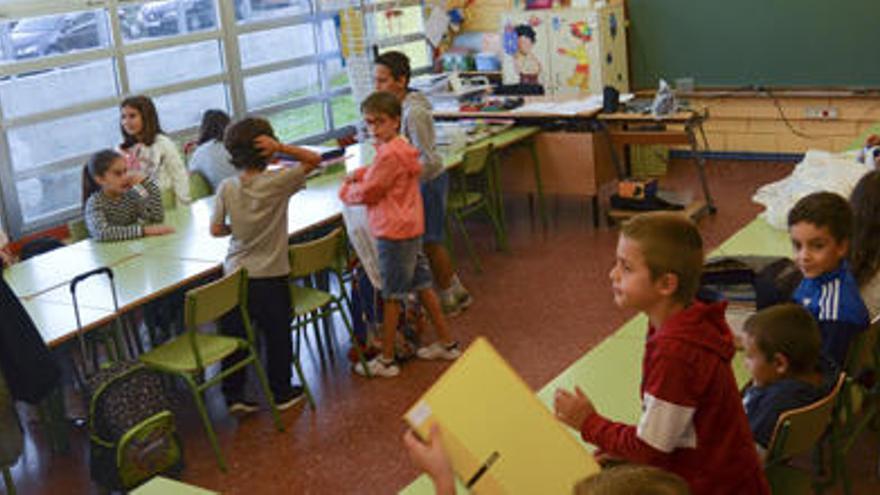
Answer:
[{"left": 752, "top": 149, "right": 872, "bottom": 229}]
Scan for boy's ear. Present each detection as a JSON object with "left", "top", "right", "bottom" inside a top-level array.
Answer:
[
  {"left": 835, "top": 238, "right": 850, "bottom": 258},
  {"left": 655, "top": 272, "right": 680, "bottom": 298},
  {"left": 772, "top": 352, "right": 790, "bottom": 375}
]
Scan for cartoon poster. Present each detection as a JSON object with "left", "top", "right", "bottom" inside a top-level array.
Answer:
[
  {"left": 500, "top": 14, "right": 547, "bottom": 88},
  {"left": 549, "top": 11, "right": 596, "bottom": 95}
]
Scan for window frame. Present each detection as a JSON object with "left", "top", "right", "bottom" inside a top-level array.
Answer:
[{"left": 0, "top": 0, "right": 429, "bottom": 237}]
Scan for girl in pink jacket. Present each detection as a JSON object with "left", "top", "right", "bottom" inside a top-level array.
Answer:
[{"left": 339, "top": 92, "right": 460, "bottom": 378}]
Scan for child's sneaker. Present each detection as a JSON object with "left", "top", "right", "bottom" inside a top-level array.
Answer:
[
  {"left": 441, "top": 291, "right": 462, "bottom": 317},
  {"left": 417, "top": 341, "right": 461, "bottom": 361},
  {"left": 455, "top": 290, "right": 473, "bottom": 310},
  {"left": 354, "top": 357, "right": 400, "bottom": 378}
]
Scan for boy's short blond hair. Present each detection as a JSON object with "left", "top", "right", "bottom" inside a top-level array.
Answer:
[
  {"left": 574, "top": 464, "right": 690, "bottom": 495},
  {"left": 621, "top": 212, "right": 704, "bottom": 305}
]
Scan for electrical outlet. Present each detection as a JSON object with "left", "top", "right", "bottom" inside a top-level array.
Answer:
[{"left": 805, "top": 107, "right": 839, "bottom": 120}]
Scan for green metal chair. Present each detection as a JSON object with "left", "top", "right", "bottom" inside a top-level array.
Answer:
[
  {"left": 139, "top": 268, "right": 285, "bottom": 471},
  {"left": 763, "top": 373, "right": 845, "bottom": 495},
  {"left": 0, "top": 370, "right": 21, "bottom": 495},
  {"left": 288, "top": 227, "right": 370, "bottom": 377},
  {"left": 189, "top": 171, "right": 213, "bottom": 200},
  {"left": 818, "top": 320, "right": 880, "bottom": 494},
  {"left": 67, "top": 218, "right": 89, "bottom": 242},
  {"left": 446, "top": 142, "right": 507, "bottom": 273}
]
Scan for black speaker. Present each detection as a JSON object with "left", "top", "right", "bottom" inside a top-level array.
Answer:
[{"left": 603, "top": 86, "right": 620, "bottom": 113}]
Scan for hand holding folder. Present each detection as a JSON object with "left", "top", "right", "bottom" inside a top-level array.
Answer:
[{"left": 403, "top": 338, "right": 599, "bottom": 494}]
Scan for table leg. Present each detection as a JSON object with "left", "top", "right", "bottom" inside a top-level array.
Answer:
[
  {"left": 687, "top": 123, "right": 716, "bottom": 214},
  {"left": 490, "top": 152, "right": 509, "bottom": 251},
  {"left": 525, "top": 138, "right": 549, "bottom": 231}
]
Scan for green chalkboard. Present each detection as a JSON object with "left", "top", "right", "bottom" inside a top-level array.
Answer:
[{"left": 627, "top": 0, "right": 880, "bottom": 89}]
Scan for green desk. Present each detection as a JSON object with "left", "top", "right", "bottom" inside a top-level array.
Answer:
[
  {"left": 33, "top": 255, "right": 220, "bottom": 315},
  {"left": 20, "top": 298, "right": 116, "bottom": 348},
  {"left": 714, "top": 217, "right": 791, "bottom": 259},
  {"left": 4, "top": 244, "right": 139, "bottom": 300}
]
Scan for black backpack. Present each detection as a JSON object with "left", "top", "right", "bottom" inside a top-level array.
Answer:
[{"left": 86, "top": 360, "right": 183, "bottom": 490}]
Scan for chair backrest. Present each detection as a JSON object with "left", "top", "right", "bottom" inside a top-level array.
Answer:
[
  {"left": 765, "top": 372, "right": 846, "bottom": 463},
  {"left": 189, "top": 171, "right": 213, "bottom": 200},
  {"left": 844, "top": 319, "right": 880, "bottom": 377},
  {"left": 288, "top": 227, "right": 345, "bottom": 278},
  {"left": 68, "top": 218, "right": 89, "bottom": 242},
  {"left": 459, "top": 142, "right": 494, "bottom": 176},
  {"left": 184, "top": 268, "right": 247, "bottom": 330}
]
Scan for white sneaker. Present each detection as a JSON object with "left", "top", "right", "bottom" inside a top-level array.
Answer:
[
  {"left": 455, "top": 290, "right": 473, "bottom": 310},
  {"left": 441, "top": 291, "right": 462, "bottom": 317},
  {"left": 417, "top": 341, "right": 461, "bottom": 361},
  {"left": 354, "top": 357, "right": 400, "bottom": 378}
]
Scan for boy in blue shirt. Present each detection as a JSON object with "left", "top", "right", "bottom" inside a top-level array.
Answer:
[
  {"left": 741, "top": 303, "right": 838, "bottom": 459},
  {"left": 787, "top": 192, "right": 870, "bottom": 366}
]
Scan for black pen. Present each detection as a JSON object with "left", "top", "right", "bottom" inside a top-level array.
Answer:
[{"left": 465, "top": 451, "right": 500, "bottom": 489}]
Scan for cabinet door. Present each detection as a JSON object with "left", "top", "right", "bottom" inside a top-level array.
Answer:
[
  {"left": 547, "top": 9, "right": 595, "bottom": 96},
  {"left": 499, "top": 12, "right": 551, "bottom": 90}
]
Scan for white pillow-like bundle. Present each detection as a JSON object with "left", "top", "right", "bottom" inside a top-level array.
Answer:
[{"left": 753, "top": 149, "right": 873, "bottom": 229}]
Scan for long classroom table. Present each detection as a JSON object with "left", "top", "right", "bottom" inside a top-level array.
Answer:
[
  {"left": 4, "top": 127, "right": 543, "bottom": 349},
  {"left": 399, "top": 215, "right": 791, "bottom": 494}
]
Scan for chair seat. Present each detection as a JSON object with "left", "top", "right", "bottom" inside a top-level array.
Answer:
[
  {"left": 448, "top": 191, "right": 484, "bottom": 210},
  {"left": 140, "top": 333, "right": 242, "bottom": 373},
  {"left": 765, "top": 464, "right": 813, "bottom": 495},
  {"left": 291, "top": 285, "right": 333, "bottom": 316}
]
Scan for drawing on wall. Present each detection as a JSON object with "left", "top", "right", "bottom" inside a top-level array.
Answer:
[
  {"left": 503, "top": 17, "right": 543, "bottom": 85},
  {"left": 556, "top": 20, "right": 593, "bottom": 92}
]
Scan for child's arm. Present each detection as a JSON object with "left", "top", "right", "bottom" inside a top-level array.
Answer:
[
  {"left": 209, "top": 183, "right": 231, "bottom": 238},
  {"left": 254, "top": 136, "right": 321, "bottom": 175},
  {"left": 131, "top": 173, "right": 165, "bottom": 223},
  {"left": 338, "top": 154, "right": 395, "bottom": 205},
  {"left": 158, "top": 136, "right": 191, "bottom": 204},
  {"left": 555, "top": 358, "right": 695, "bottom": 466},
  {"left": 84, "top": 197, "right": 150, "bottom": 242}
]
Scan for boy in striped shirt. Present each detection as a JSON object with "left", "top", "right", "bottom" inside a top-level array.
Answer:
[{"left": 788, "top": 192, "right": 869, "bottom": 366}]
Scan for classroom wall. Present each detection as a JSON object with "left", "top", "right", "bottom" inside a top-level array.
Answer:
[
  {"left": 685, "top": 94, "right": 880, "bottom": 154},
  {"left": 459, "top": 2, "right": 880, "bottom": 155}
]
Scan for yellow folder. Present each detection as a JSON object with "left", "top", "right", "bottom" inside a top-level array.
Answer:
[{"left": 404, "top": 338, "right": 599, "bottom": 494}]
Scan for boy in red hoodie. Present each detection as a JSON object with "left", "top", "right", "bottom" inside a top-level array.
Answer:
[
  {"left": 339, "top": 91, "right": 460, "bottom": 378},
  {"left": 554, "top": 212, "right": 769, "bottom": 494}
]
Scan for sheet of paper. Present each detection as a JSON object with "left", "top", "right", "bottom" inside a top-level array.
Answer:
[{"left": 425, "top": 6, "right": 449, "bottom": 47}]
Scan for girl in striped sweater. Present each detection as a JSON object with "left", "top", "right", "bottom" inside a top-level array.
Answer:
[{"left": 82, "top": 149, "right": 174, "bottom": 242}]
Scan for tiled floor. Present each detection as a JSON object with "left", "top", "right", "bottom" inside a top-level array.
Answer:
[{"left": 8, "top": 159, "right": 880, "bottom": 494}]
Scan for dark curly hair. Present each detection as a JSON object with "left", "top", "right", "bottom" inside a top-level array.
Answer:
[
  {"left": 787, "top": 191, "right": 853, "bottom": 242},
  {"left": 223, "top": 117, "right": 277, "bottom": 170}
]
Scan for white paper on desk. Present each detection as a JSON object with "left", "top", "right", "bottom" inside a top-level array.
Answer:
[
  {"left": 425, "top": 7, "right": 449, "bottom": 48},
  {"left": 342, "top": 205, "right": 382, "bottom": 289},
  {"left": 511, "top": 93, "right": 635, "bottom": 115}
]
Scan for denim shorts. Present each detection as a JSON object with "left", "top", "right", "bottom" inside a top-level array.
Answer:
[
  {"left": 420, "top": 172, "right": 449, "bottom": 244},
  {"left": 377, "top": 236, "right": 433, "bottom": 300}
]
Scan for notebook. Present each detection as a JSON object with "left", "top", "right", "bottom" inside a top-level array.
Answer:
[{"left": 404, "top": 338, "right": 599, "bottom": 494}]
